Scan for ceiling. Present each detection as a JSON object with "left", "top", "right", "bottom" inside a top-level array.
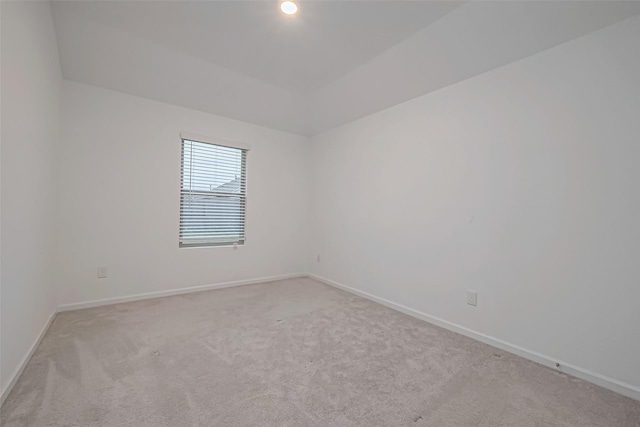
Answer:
[
  {"left": 51, "top": 1, "right": 640, "bottom": 136},
  {"left": 51, "top": 1, "right": 461, "bottom": 92}
]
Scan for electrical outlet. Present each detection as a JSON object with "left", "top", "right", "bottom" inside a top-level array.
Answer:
[
  {"left": 97, "top": 267, "right": 108, "bottom": 279},
  {"left": 467, "top": 291, "right": 477, "bottom": 306},
  {"left": 316, "top": 254, "right": 320, "bottom": 262}
]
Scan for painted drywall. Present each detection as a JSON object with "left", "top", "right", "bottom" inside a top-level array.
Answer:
[
  {"left": 309, "top": 2, "right": 640, "bottom": 134},
  {"left": 309, "top": 16, "right": 640, "bottom": 391},
  {"left": 52, "top": 5, "right": 311, "bottom": 136},
  {"left": 56, "top": 81, "right": 310, "bottom": 306},
  {"left": 1, "top": 1, "right": 62, "bottom": 396}
]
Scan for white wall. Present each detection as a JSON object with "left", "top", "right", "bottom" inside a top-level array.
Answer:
[
  {"left": 56, "top": 81, "right": 310, "bottom": 306},
  {"left": 309, "top": 16, "right": 640, "bottom": 393},
  {"left": 0, "top": 1, "right": 62, "bottom": 397}
]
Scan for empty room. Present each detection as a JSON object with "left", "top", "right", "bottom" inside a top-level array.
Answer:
[{"left": 1, "top": 0, "right": 640, "bottom": 425}]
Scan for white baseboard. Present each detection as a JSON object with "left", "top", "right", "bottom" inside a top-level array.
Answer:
[
  {"left": 1, "top": 309, "right": 58, "bottom": 406},
  {"left": 308, "top": 273, "right": 640, "bottom": 401},
  {"left": 57, "top": 273, "right": 306, "bottom": 312}
]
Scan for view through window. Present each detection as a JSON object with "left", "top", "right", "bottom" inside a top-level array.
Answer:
[{"left": 180, "top": 138, "right": 247, "bottom": 247}]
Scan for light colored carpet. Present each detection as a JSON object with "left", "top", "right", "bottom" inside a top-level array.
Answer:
[{"left": 1, "top": 277, "right": 639, "bottom": 426}]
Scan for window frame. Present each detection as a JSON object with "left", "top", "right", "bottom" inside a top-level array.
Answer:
[{"left": 178, "top": 133, "right": 250, "bottom": 248}]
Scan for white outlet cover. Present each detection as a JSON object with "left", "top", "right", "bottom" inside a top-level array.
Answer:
[
  {"left": 467, "top": 291, "right": 477, "bottom": 306},
  {"left": 97, "top": 267, "right": 108, "bottom": 279}
]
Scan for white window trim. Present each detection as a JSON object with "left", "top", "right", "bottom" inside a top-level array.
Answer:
[{"left": 179, "top": 132, "right": 252, "bottom": 152}]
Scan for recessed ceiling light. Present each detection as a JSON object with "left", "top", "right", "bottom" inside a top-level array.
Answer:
[{"left": 280, "top": 1, "right": 298, "bottom": 15}]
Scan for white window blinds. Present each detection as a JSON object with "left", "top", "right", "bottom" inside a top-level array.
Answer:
[{"left": 180, "top": 138, "right": 247, "bottom": 247}]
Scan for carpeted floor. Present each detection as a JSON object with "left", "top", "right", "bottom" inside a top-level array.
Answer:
[{"left": 1, "top": 277, "right": 639, "bottom": 426}]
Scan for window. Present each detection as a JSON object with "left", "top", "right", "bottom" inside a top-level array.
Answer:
[{"left": 179, "top": 135, "right": 248, "bottom": 247}]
